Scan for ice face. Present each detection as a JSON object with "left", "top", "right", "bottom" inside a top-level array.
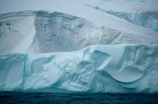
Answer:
[
  {"left": 28, "top": 11, "right": 145, "bottom": 53},
  {"left": 85, "top": 4, "right": 158, "bottom": 32},
  {"left": 0, "top": 11, "right": 158, "bottom": 54},
  {"left": 0, "top": 44, "right": 158, "bottom": 93},
  {"left": 106, "top": 11, "right": 158, "bottom": 32},
  {"left": 29, "top": 11, "right": 158, "bottom": 53}
]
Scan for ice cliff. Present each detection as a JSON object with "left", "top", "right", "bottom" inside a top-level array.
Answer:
[
  {"left": 29, "top": 11, "right": 151, "bottom": 53},
  {"left": 106, "top": 11, "right": 158, "bottom": 32},
  {"left": 0, "top": 44, "right": 158, "bottom": 93},
  {"left": 0, "top": 11, "right": 158, "bottom": 54},
  {"left": 85, "top": 4, "right": 158, "bottom": 32}
]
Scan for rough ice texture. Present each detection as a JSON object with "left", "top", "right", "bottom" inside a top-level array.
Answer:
[
  {"left": 1, "top": 11, "right": 158, "bottom": 54},
  {"left": 0, "top": 0, "right": 158, "bottom": 94},
  {"left": 0, "top": 44, "right": 158, "bottom": 93},
  {"left": 28, "top": 11, "right": 144, "bottom": 53},
  {"left": 106, "top": 11, "right": 158, "bottom": 32},
  {"left": 85, "top": 4, "right": 158, "bottom": 32}
]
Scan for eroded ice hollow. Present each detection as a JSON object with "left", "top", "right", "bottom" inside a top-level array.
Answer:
[
  {"left": 0, "top": 44, "right": 158, "bottom": 93},
  {"left": 0, "top": 11, "right": 158, "bottom": 93}
]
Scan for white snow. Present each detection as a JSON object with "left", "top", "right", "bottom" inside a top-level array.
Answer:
[
  {"left": 0, "top": 0, "right": 158, "bottom": 36},
  {"left": 11, "top": 17, "right": 35, "bottom": 53},
  {"left": 0, "top": 12, "right": 35, "bottom": 53}
]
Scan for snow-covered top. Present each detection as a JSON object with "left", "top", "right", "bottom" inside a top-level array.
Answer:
[
  {"left": 0, "top": 0, "right": 158, "bottom": 14},
  {"left": 0, "top": 0, "right": 158, "bottom": 54}
]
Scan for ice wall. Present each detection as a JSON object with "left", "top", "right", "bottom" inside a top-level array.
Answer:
[
  {"left": 30, "top": 11, "right": 130, "bottom": 53},
  {"left": 106, "top": 11, "right": 158, "bottom": 32},
  {"left": 28, "top": 11, "right": 158, "bottom": 53},
  {"left": 0, "top": 44, "right": 158, "bottom": 93},
  {"left": 85, "top": 4, "right": 158, "bottom": 32},
  {"left": 0, "top": 11, "right": 158, "bottom": 54}
]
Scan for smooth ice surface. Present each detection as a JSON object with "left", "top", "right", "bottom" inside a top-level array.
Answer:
[
  {"left": 0, "top": 44, "right": 158, "bottom": 93},
  {"left": 0, "top": 11, "right": 36, "bottom": 54}
]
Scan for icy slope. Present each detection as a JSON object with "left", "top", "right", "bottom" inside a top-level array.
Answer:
[
  {"left": 83, "top": 0, "right": 158, "bottom": 32},
  {"left": 106, "top": 11, "right": 158, "bottom": 32},
  {"left": 0, "top": 11, "right": 35, "bottom": 53},
  {"left": 0, "top": 44, "right": 158, "bottom": 93}
]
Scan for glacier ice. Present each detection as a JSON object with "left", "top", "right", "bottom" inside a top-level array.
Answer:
[
  {"left": 28, "top": 11, "right": 143, "bottom": 53},
  {"left": 0, "top": 44, "right": 158, "bottom": 93},
  {"left": 0, "top": 0, "right": 158, "bottom": 94},
  {"left": 85, "top": 4, "right": 158, "bottom": 32},
  {"left": 106, "top": 11, "right": 158, "bottom": 32},
  {"left": 1, "top": 11, "right": 158, "bottom": 54},
  {"left": 30, "top": 11, "right": 140, "bottom": 53}
]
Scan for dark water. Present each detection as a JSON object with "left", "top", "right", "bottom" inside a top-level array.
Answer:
[{"left": 0, "top": 92, "right": 158, "bottom": 104}]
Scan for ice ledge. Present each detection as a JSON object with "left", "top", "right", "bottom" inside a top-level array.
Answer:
[{"left": 0, "top": 44, "right": 158, "bottom": 93}]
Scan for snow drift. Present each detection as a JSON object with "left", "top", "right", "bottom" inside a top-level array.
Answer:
[{"left": 0, "top": 44, "right": 158, "bottom": 93}]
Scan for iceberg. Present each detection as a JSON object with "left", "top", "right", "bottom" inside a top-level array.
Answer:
[
  {"left": 0, "top": 44, "right": 158, "bottom": 93},
  {"left": 0, "top": 0, "right": 158, "bottom": 94}
]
